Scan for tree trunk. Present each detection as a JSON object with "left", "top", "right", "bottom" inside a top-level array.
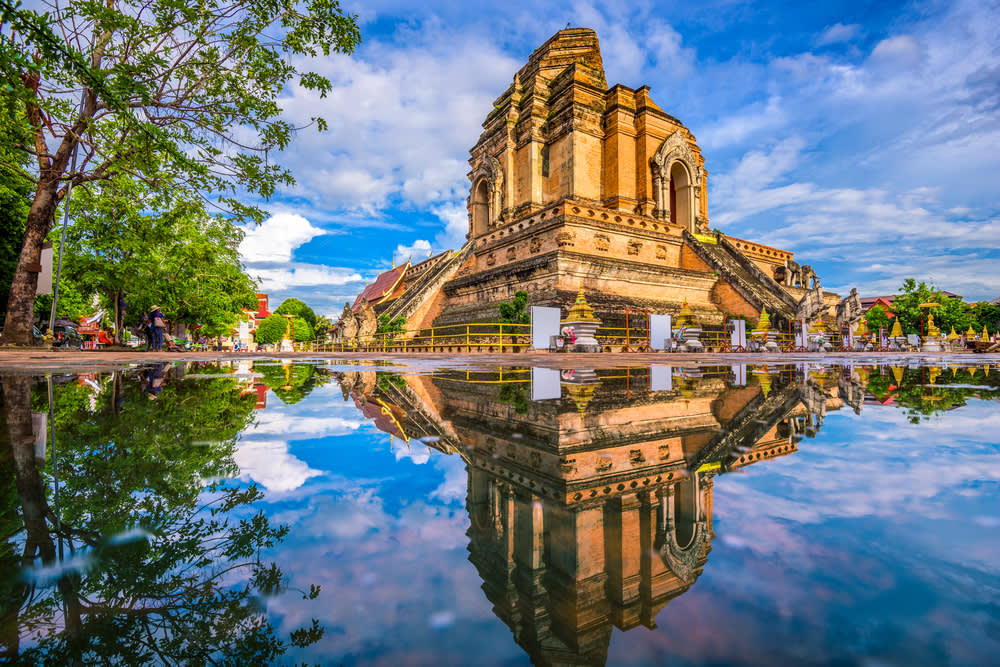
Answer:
[{"left": 0, "top": 182, "right": 60, "bottom": 346}]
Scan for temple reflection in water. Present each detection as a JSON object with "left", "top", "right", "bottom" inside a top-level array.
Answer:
[{"left": 336, "top": 363, "right": 858, "bottom": 666}]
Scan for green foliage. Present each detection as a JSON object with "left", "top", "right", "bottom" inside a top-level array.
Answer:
[
  {"left": 256, "top": 362, "right": 329, "bottom": 404},
  {"left": 377, "top": 313, "right": 406, "bottom": 334},
  {"left": 865, "top": 365, "right": 1000, "bottom": 422},
  {"left": 274, "top": 297, "right": 317, "bottom": 328},
  {"left": 254, "top": 313, "right": 311, "bottom": 344},
  {"left": 57, "top": 176, "right": 258, "bottom": 337},
  {"left": 0, "top": 89, "right": 31, "bottom": 316},
  {"left": 498, "top": 290, "right": 530, "bottom": 324},
  {"left": 498, "top": 383, "right": 529, "bottom": 414},
  {"left": 972, "top": 302, "right": 1000, "bottom": 334},
  {"left": 890, "top": 279, "right": 995, "bottom": 336},
  {"left": 313, "top": 314, "right": 334, "bottom": 338},
  {"left": 0, "top": 0, "right": 361, "bottom": 343},
  {"left": 865, "top": 304, "right": 890, "bottom": 332}
]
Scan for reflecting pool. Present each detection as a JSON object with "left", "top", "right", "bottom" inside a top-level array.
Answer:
[{"left": 1, "top": 360, "right": 998, "bottom": 665}]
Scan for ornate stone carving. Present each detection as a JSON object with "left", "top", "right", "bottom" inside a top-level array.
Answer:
[
  {"left": 650, "top": 130, "right": 702, "bottom": 223},
  {"left": 556, "top": 230, "right": 576, "bottom": 248},
  {"left": 594, "top": 234, "right": 610, "bottom": 251},
  {"left": 356, "top": 300, "right": 378, "bottom": 341},
  {"left": 627, "top": 239, "right": 642, "bottom": 255},
  {"left": 469, "top": 154, "right": 506, "bottom": 229},
  {"left": 655, "top": 244, "right": 667, "bottom": 260},
  {"left": 486, "top": 253, "right": 496, "bottom": 266},
  {"left": 529, "top": 237, "right": 542, "bottom": 253},
  {"left": 506, "top": 246, "right": 517, "bottom": 261},
  {"left": 339, "top": 301, "right": 358, "bottom": 342}
]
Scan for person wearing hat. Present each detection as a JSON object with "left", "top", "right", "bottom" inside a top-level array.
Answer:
[{"left": 150, "top": 306, "right": 166, "bottom": 351}]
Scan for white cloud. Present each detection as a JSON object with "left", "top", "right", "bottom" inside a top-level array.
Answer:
[
  {"left": 239, "top": 212, "right": 326, "bottom": 264},
  {"left": 816, "top": 23, "right": 861, "bottom": 47},
  {"left": 233, "top": 438, "right": 323, "bottom": 493},
  {"left": 252, "top": 264, "right": 364, "bottom": 291},
  {"left": 393, "top": 239, "right": 433, "bottom": 266},
  {"left": 432, "top": 203, "right": 470, "bottom": 250}
]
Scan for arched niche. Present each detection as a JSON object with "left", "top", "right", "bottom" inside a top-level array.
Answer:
[
  {"left": 467, "top": 155, "right": 505, "bottom": 239},
  {"left": 650, "top": 131, "right": 702, "bottom": 233},
  {"left": 471, "top": 179, "right": 490, "bottom": 238},
  {"left": 655, "top": 473, "right": 709, "bottom": 583}
]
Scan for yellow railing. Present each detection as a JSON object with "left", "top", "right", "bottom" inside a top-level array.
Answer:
[
  {"left": 301, "top": 322, "right": 533, "bottom": 354},
  {"left": 289, "top": 322, "right": 850, "bottom": 354}
]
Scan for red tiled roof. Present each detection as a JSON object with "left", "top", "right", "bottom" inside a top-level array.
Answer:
[{"left": 352, "top": 264, "right": 407, "bottom": 311}]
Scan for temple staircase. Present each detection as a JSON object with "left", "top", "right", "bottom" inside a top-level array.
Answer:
[
  {"left": 381, "top": 240, "right": 475, "bottom": 322},
  {"left": 683, "top": 231, "right": 798, "bottom": 324},
  {"left": 688, "top": 382, "right": 803, "bottom": 473}
]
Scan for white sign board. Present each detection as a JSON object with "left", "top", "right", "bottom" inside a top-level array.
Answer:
[
  {"left": 731, "top": 364, "right": 747, "bottom": 386},
  {"left": 650, "top": 314, "right": 671, "bottom": 351},
  {"left": 238, "top": 320, "right": 250, "bottom": 346},
  {"left": 531, "top": 367, "right": 561, "bottom": 401},
  {"left": 35, "top": 243, "right": 53, "bottom": 296},
  {"left": 650, "top": 365, "right": 673, "bottom": 391},
  {"left": 795, "top": 320, "right": 807, "bottom": 348},
  {"left": 729, "top": 319, "right": 747, "bottom": 349},
  {"left": 530, "top": 306, "right": 561, "bottom": 350}
]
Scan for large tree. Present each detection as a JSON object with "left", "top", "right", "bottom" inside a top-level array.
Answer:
[
  {"left": 62, "top": 175, "right": 258, "bottom": 340},
  {"left": 0, "top": 0, "right": 361, "bottom": 344}
]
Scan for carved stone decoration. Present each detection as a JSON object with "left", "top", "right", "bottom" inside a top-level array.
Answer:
[
  {"left": 800, "top": 264, "right": 820, "bottom": 290},
  {"left": 486, "top": 253, "right": 496, "bottom": 266},
  {"left": 468, "top": 154, "right": 506, "bottom": 231},
  {"left": 650, "top": 130, "right": 702, "bottom": 223},
  {"left": 339, "top": 301, "right": 358, "bottom": 342},
  {"left": 529, "top": 237, "right": 542, "bottom": 253},
  {"left": 836, "top": 287, "right": 864, "bottom": 330},
  {"left": 627, "top": 239, "right": 642, "bottom": 256},
  {"left": 556, "top": 230, "right": 576, "bottom": 248},
  {"left": 506, "top": 246, "right": 517, "bottom": 261},
  {"left": 356, "top": 300, "right": 378, "bottom": 341},
  {"left": 655, "top": 479, "right": 709, "bottom": 584},
  {"left": 795, "top": 286, "right": 825, "bottom": 323},
  {"left": 656, "top": 244, "right": 667, "bottom": 260},
  {"left": 594, "top": 234, "right": 610, "bottom": 252}
]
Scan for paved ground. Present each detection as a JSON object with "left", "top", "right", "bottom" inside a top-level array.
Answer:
[{"left": 0, "top": 347, "right": 997, "bottom": 373}]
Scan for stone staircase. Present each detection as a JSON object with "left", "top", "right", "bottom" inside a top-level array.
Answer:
[
  {"left": 683, "top": 230, "right": 798, "bottom": 324},
  {"left": 381, "top": 240, "right": 475, "bottom": 322}
]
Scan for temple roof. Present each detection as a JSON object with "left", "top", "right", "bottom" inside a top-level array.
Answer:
[{"left": 352, "top": 262, "right": 409, "bottom": 311}]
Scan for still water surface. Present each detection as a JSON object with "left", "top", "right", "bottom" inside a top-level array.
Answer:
[{"left": 1, "top": 361, "right": 998, "bottom": 665}]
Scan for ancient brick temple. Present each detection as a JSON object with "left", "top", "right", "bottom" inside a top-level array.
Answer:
[
  {"left": 334, "top": 364, "right": 845, "bottom": 664},
  {"left": 344, "top": 28, "right": 834, "bottom": 332}
]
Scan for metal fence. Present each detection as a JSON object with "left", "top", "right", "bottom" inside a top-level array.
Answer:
[{"left": 284, "top": 320, "right": 873, "bottom": 354}]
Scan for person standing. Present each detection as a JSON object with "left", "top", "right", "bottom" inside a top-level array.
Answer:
[
  {"left": 151, "top": 306, "right": 166, "bottom": 351},
  {"left": 140, "top": 312, "right": 153, "bottom": 350}
]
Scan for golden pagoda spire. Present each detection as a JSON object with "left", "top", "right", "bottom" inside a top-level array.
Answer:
[
  {"left": 564, "top": 287, "right": 599, "bottom": 322},
  {"left": 946, "top": 326, "right": 959, "bottom": 341},
  {"left": 755, "top": 307, "right": 771, "bottom": 332},
  {"left": 966, "top": 325, "right": 977, "bottom": 338},
  {"left": 983, "top": 325, "right": 990, "bottom": 340},
  {"left": 889, "top": 318, "right": 902, "bottom": 338},
  {"left": 890, "top": 366, "right": 904, "bottom": 385},
  {"left": 676, "top": 299, "right": 698, "bottom": 327}
]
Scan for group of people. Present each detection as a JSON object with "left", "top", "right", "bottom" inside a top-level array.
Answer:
[{"left": 139, "top": 307, "right": 167, "bottom": 351}]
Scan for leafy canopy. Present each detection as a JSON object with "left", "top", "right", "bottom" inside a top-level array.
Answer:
[
  {"left": 499, "top": 290, "right": 530, "bottom": 324},
  {"left": 255, "top": 313, "right": 312, "bottom": 344},
  {"left": 274, "top": 297, "right": 317, "bottom": 328},
  {"left": 61, "top": 175, "right": 258, "bottom": 337}
]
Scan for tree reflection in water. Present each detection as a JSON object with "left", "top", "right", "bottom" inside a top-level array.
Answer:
[{"left": 0, "top": 365, "right": 323, "bottom": 665}]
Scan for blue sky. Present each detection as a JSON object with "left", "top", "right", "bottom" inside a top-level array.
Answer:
[{"left": 237, "top": 0, "right": 1000, "bottom": 316}]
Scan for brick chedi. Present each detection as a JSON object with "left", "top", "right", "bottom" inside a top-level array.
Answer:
[{"left": 344, "top": 28, "right": 833, "bottom": 334}]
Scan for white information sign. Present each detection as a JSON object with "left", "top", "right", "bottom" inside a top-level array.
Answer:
[
  {"left": 530, "top": 306, "right": 561, "bottom": 350},
  {"left": 531, "top": 367, "right": 562, "bottom": 401},
  {"left": 650, "top": 314, "right": 671, "bottom": 351},
  {"left": 729, "top": 319, "right": 747, "bottom": 349},
  {"left": 731, "top": 364, "right": 747, "bottom": 386},
  {"left": 650, "top": 365, "right": 673, "bottom": 391}
]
